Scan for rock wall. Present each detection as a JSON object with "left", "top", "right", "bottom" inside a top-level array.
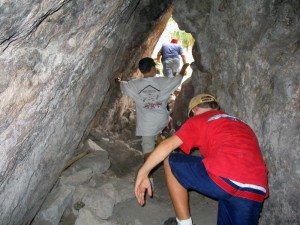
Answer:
[
  {"left": 0, "top": 0, "right": 172, "bottom": 224},
  {"left": 172, "top": 0, "right": 300, "bottom": 224},
  {"left": 0, "top": 0, "right": 299, "bottom": 225}
]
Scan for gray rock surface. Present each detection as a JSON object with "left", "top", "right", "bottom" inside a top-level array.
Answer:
[
  {"left": 32, "top": 185, "right": 75, "bottom": 225},
  {"left": 33, "top": 128, "right": 217, "bottom": 225},
  {"left": 0, "top": 0, "right": 299, "bottom": 224},
  {"left": 172, "top": 1, "right": 300, "bottom": 224},
  {"left": 75, "top": 208, "right": 113, "bottom": 225},
  {"left": 60, "top": 169, "right": 93, "bottom": 186},
  {"left": 81, "top": 183, "right": 116, "bottom": 220},
  {"left": 0, "top": 1, "right": 171, "bottom": 224}
]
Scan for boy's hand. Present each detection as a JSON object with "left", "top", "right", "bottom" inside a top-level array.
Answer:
[
  {"left": 134, "top": 171, "right": 152, "bottom": 206},
  {"left": 115, "top": 77, "right": 121, "bottom": 83}
]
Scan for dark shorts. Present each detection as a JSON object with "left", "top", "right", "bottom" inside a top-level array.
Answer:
[{"left": 169, "top": 153, "right": 264, "bottom": 225}]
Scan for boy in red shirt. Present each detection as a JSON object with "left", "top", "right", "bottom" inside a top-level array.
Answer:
[{"left": 134, "top": 94, "right": 268, "bottom": 225}]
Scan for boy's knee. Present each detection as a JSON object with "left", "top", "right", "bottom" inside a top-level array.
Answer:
[{"left": 141, "top": 136, "right": 156, "bottom": 154}]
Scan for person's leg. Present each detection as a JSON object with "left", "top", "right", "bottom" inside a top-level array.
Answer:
[
  {"left": 164, "top": 157, "right": 190, "bottom": 220},
  {"left": 141, "top": 136, "right": 156, "bottom": 162},
  {"left": 141, "top": 135, "right": 158, "bottom": 189},
  {"left": 165, "top": 153, "right": 230, "bottom": 225},
  {"left": 163, "top": 59, "right": 174, "bottom": 78},
  {"left": 217, "top": 197, "right": 263, "bottom": 225},
  {"left": 169, "top": 58, "right": 180, "bottom": 76},
  {"left": 209, "top": 176, "right": 266, "bottom": 225},
  {"left": 166, "top": 153, "right": 265, "bottom": 225}
]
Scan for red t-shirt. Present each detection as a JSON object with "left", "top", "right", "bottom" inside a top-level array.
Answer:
[{"left": 175, "top": 110, "right": 268, "bottom": 200}]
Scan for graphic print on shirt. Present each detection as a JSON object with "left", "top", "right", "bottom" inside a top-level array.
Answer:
[
  {"left": 207, "top": 114, "right": 245, "bottom": 123},
  {"left": 138, "top": 85, "right": 162, "bottom": 109}
]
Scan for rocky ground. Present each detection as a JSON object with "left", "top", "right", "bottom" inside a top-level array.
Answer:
[{"left": 31, "top": 127, "right": 218, "bottom": 225}]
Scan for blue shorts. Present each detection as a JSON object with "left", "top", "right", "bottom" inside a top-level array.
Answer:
[{"left": 169, "top": 153, "right": 263, "bottom": 225}]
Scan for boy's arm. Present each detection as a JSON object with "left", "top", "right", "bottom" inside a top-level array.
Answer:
[
  {"left": 134, "top": 135, "right": 183, "bottom": 206},
  {"left": 178, "top": 63, "right": 190, "bottom": 76},
  {"left": 155, "top": 52, "right": 162, "bottom": 62},
  {"left": 180, "top": 54, "right": 187, "bottom": 64}
]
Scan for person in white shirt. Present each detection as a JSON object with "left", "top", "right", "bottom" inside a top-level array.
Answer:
[{"left": 115, "top": 57, "right": 189, "bottom": 168}]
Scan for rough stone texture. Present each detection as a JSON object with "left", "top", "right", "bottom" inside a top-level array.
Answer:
[
  {"left": 61, "top": 149, "right": 110, "bottom": 176},
  {"left": 0, "top": 0, "right": 172, "bottom": 224},
  {"left": 31, "top": 185, "right": 75, "bottom": 225},
  {"left": 74, "top": 208, "right": 113, "bottom": 225},
  {"left": 81, "top": 183, "right": 116, "bottom": 220},
  {"left": 60, "top": 168, "right": 93, "bottom": 186},
  {"left": 172, "top": 0, "right": 300, "bottom": 224},
  {"left": 171, "top": 77, "right": 194, "bottom": 130},
  {"left": 34, "top": 136, "right": 141, "bottom": 224},
  {"left": 0, "top": 0, "right": 299, "bottom": 225},
  {"left": 34, "top": 126, "right": 217, "bottom": 225}
]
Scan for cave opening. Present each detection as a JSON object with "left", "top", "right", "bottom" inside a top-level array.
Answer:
[{"left": 152, "top": 16, "right": 194, "bottom": 82}]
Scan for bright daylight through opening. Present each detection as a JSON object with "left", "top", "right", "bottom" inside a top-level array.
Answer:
[{"left": 152, "top": 16, "right": 195, "bottom": 85}]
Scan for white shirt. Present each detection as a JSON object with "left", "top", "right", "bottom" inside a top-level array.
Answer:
[{"left": 120, "top": 75, "right": 182, "bottom": 136}]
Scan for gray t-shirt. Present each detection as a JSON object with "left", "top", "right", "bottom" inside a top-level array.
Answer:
[{"left": 120, "top": 75, "right": 182, "bottom": 136}]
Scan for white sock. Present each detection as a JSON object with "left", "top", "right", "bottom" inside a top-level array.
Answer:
[{"left": 176, "top": 217, "right": 193, "bottom": 225}]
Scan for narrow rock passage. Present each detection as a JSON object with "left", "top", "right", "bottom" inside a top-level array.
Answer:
[
  {"left": 111, "top": 165, "right": 218, "bottom": 225},
  {"left": 88, "top": 128, "right": 218, "bottom": 225},
  {"left": 33, "top": 127, "right": 217, "bottom": 225}
]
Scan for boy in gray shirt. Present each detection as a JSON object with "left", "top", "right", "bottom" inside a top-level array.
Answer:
[{"left": 115, "top": 57, "right": 189, "bottom": 174}]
